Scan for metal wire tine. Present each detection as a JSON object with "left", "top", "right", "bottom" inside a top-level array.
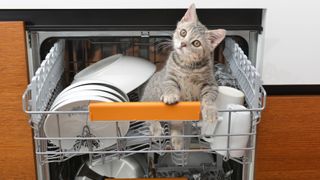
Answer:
[
  {"left": 198, "top": 134, "right": 203, "bottom": 150},
  {"left": 101, "top": 154, "right": 106, "bottom": 166},
  {"left": 29, "top": 116, "right": 39, "bottom": 130},
  {"left": 230, "top": 156, "right": 246, "bottom": 165},
  {"left": 89, "top": 152, "right": 93, "bottom": 165},
  {"left": 83, "top": 126, "right": 94, "bottom": 166},
  {"left": 182, "top": 120, "right": 185, "bottom": 148},
  {"left": 225, "top": 111, "right": 232, "bottom": 161},
  {"left": 184, "top": 121, "right": 189, "bottom": 166},
  {"left": 158, "top": 132, "right": 163, "bottom": 151},
  {"left": 250, "top": 111, "right": 257, "bottom": 129},
  {"left": 56, "top": 113, "right": 63, "bottom": 162},
  {"left": 115, "top": 121, "right": 125, "bottom": 157},
  {"left": 163, "top": 122, "right": 170, "bottom": 149},
  {"left": 116, "top": 121, "right": 123, "bottom": 137}
]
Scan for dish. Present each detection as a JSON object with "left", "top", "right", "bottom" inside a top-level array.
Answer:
[
  {"left": 215, "top": 86, "right": 245, "bottom": 109},
  {"left": 53, "top": 84, "right": 128, "bottom": 105},
  {"left": 57, "top": 80, "right": 129, "bottom": 101},
  {"left": 204, "top": 104, "right": 251, "bottom": 158},
  {"left": 75, "top": 155, "right": 147, "bottom": 179},
  {"left": 73, "top": 54, "right": 156, "bottom": 93},
  {"left": 44, "top": 95, "right": 130, "bottom": 151},
  {"left": 73, "top": 54, "right": 121, "bottom": 81},
  {"left": 51, "top": 89, "right": 124, "bottom": 110}
]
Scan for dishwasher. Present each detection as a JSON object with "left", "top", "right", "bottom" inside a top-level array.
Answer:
[{"left": 22, "top": 9, "right": 266, "bottom": 180}]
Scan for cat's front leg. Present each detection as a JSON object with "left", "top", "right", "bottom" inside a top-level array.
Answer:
[
  {"left": 161, "top": 77, "right": 181, "bottom": 104},
  {"left": 200, "top": 83, "right": 219, "bottom": 134}
]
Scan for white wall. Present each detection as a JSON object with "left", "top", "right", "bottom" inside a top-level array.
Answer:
[
  {"left": 2, "top": 0, "right": 320, "bottom": 85},
  {"left": 260, "top": 5, "right": 320, "bottom": 85}
]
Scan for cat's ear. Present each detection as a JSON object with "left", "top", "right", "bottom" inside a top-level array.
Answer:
[
  {"left": 181, "top": 3, "right": 198, "bottom": 22},
  {"left": 206, "top": 29, "right": 226, "bottom": 49}
]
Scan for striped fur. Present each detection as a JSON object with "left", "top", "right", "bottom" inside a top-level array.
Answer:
[{"left": 141, "top": 4, "right": 226, "bottom": 150}]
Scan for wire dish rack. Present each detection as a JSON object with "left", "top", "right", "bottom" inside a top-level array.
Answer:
[{"left": 23, "top": 38, "right": 266, "bottom": 178}]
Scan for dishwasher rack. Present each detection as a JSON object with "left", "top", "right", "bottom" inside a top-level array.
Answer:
[{"left": 23, "top": 38, "right": 266, "bottom": 179}]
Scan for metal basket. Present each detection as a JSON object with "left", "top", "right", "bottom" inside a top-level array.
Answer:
[{"left": 22, "top": 38, "right": 266, "bottom": 179}]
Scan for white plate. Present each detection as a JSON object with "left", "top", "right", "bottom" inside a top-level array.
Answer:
[
  {"left": 53, "top": 84, "right": 128, "bottom": 107},
  {"left": 74, "top": 54, "right": 121, "bottom": 80},
  {"left": 73, "top": 54, "right": 156, "bottom": 93},
  {"left": 51, "top": 88, "right": 125, "bottom": 110},
  {"left": 59, "top": 80, "right": 129, "bottom": 101},
  {"left": 44, "top": 95, "right": 130, "bottom": 151}
]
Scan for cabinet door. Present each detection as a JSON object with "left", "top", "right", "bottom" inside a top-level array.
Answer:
[
  {"left": 0, "top": 22, "right": 35, "bottom": 179},
  {"left": 256, "top": 95, "right": 320, "bottom": 180}
]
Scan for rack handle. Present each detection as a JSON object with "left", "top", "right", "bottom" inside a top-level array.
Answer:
[{"left": 89, "top": 101, "right": 201, "bottom": 121}]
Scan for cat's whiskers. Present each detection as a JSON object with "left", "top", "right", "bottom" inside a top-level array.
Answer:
[{"left": 155, "top": 40, "right": 173, "bottom": 52}]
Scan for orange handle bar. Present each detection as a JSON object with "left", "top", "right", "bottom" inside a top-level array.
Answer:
[{"left": 89, "top": 101, "right": 201, "bottom": 121}]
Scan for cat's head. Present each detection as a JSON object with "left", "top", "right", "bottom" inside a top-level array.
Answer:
[{"left": 173, "top": 4, "right": 226, "bottom": 63}]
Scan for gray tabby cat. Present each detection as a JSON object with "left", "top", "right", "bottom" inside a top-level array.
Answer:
[{"left": 141, "top": 4, "right": 226, "bottom": 150}]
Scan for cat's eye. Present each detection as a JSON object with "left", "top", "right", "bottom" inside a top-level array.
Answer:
[
  {"left": 180, "top": 29, "right": 187, "bottom": 37},
  {"left": 192, "top": 40, "right": 201, "bottom": 47}
]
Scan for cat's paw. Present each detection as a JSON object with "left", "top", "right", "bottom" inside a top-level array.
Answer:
[
  {"left": 171, "top": 129, "right": 184, "bottom": 150},
  {"left": 199, "top": 117, "right": 221, "bottom": 136},
  {"left": 149, "top": 121, "right": 163, "bottom": 137},
  {"left": 161, "top": 93, "right": 180, "bottom": 104},
  {"left": 201, "top": 104, "right": 218, "bottom": 123},
  {"left": 171, "top": 136, "right": 184, "bottom": 150},
  {"left": 200, "top": 104, "right": 219, "bottom": 135}
]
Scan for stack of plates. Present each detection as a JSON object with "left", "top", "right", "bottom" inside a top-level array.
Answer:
[
  {"left": 44, "top": 80, "right": 130, "bottom": 151},
  {"left": 44, "top": 54, "right": 156, "bottom": 151}
]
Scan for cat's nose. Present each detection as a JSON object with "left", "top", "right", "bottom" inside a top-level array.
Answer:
[{"left": 180, "top": 42, "right": 187, "bottom": 48}]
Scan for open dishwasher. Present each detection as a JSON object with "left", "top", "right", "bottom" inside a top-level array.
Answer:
[{"left": 23, "top": 28, "right": 265, "bottom": 179}]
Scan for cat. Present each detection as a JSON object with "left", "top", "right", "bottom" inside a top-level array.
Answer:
[{"left": 141, "top": 4, "right": 226, "bottom": 150}]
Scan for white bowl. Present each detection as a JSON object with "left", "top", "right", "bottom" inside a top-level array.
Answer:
[{"left": 73, "top": 54, "right": 156, "bottom": 93}]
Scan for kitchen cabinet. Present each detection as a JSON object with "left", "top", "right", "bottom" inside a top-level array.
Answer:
[
  {"left": 256, "top": 95, "right": 320, "bottom": 180},
  {"left": 0, "top": 21, "right": 35, "bottom": 179}
]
